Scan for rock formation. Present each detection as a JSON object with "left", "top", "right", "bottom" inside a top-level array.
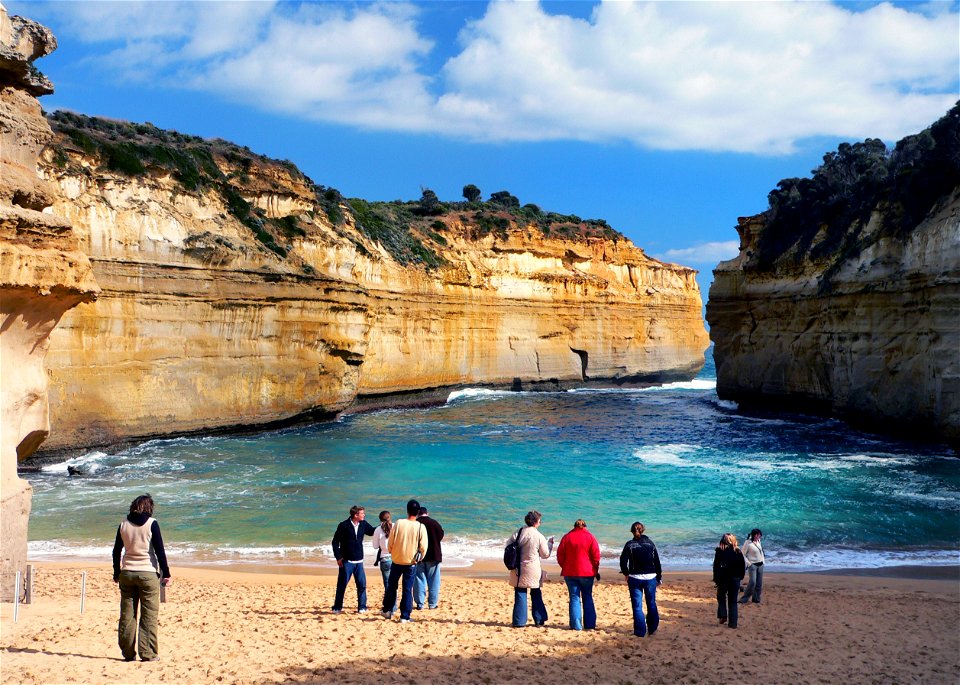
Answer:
[
  {"left": 0, "top": 7, "right": 98, "bottom": 599},
  {"left": 31, "top": 114, "right": 708, "bottom": 453},
  {"left": 708, "top": 107, "right": 960, "bottom": 446}
]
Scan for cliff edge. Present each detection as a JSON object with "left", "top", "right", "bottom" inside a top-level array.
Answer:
[
  {"left": 0, "top": 7, "right": 98, "bottom": 599},
  {"left": 707, "top": 105, "right": 960, "bottom": 446},
  {"left": 33, "top": 113, "right": 708, "bottom": 453}
]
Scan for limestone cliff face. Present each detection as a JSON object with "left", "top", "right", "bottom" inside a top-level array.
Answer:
[
  {"left": 707, "top": 110, "right": 960, "bottom": 446},
  {"left": 35, "top": 115, "right": 707, "bottom": 454},
  {"left": 0, "top": 7, "right": 98, "bottom": 599}
]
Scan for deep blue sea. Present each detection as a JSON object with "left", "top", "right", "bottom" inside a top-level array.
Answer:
[{"left": 25, "top": 351, "right": 960, "bottom": 571}]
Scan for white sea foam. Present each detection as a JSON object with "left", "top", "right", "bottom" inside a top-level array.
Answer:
[
  {"left": 837, "top": 453, "right": 917, "bottom": 467},
  {"left": 657, "top": 379, "right": 717, "bottom": 391},
  {"left": 447, "top": 388, "right": 518, "bottom": 403},
  {"left": 633, "top": 444, "right": 702, "bottom": 467},
  {"left": 41, "top": 451, "right": 109, "bottom": 474},
  {"left": 630, "top": 446, "right": 923, "bottom": 476},
  {"left": 567, "top": 379, "right": 718, "bottom": 395}
]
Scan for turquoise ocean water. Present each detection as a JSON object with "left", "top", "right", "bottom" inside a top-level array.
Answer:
[{"left": 25, "top": 351, "right": 960, "bottom": 571}]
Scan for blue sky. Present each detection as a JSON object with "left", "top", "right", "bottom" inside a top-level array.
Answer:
[{"left": 11, "top": 0, "right": 959, "bottom": 297}]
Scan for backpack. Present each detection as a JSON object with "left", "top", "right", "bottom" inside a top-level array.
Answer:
[{"left": 503, "top": 527, "right": 524, "bottom": 570}]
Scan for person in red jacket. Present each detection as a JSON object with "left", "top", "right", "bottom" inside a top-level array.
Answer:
[{"left": 556, "top": 519, "right": 601, "bottom": 630}]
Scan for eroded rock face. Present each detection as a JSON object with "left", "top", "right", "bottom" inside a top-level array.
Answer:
[
  {"left": 35, "top": 116, "right": 708, "bottom": 453},
  {"left": 0, "top": 7, "right": 98, "bottom": 600},
  {"left": 708, "top": 191, "right": 960, "bottom": 447}
]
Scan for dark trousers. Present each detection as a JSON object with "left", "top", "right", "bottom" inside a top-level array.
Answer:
[
  {"left": 716, "top": 578, "right": 740, "bottom": 628},
  {"left": 118, "top": 570, "right": 160, "bottom": 661},
  {"left": 383, "top": 562, "right": 416, "bottom": 620},
  {"left": 333, "top": 560, "right": 367, "bottom": 610}
]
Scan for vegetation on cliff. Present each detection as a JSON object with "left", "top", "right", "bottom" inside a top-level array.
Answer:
[
  {"left": 751, "top": 102, "right": 960, "bottom": 283},
  {"left": 46, "top": 112, "right": 625, "bottom": 269}
]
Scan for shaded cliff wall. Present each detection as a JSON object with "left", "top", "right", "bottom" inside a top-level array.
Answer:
[
  {"left": 35, "top": 116, "right": 707, "bottom": 453},
  {"left": 0, "top": 8, "right": 98, "bottom": 598},
  {"left": 707, "top": 109, "right": 960, "bottom": 446}
]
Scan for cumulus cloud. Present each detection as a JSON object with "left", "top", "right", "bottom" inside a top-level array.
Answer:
[
  {"left": 659, "top": 241, "right": 741, "bottom": 265},
  {"left": 35, "top": 0, "right": 959, "bottom": 153}
]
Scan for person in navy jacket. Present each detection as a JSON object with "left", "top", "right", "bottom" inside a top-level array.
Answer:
[{"left": 331, "top": 505, "right": 376, "bottom": 613}]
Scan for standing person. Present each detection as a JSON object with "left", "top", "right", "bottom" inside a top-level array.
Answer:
[
  {"left": 713, "top": 533, "right": 746, "bottom": 629},
  {"left": 372, "top": 510, "right": 396, "bottom": 613},
  {"left": 382, "top": 499, "right": 428, "bottom": 623},
  {"left": 556, "top": 519, "right": 601, "bottom": 631},
  {"left": 507, "top": 511, "right": 554, "bottom": 627},
  {"left": 414, "top": 506, "right": 445, "bottom": 610},
  {"left": 619, "top": 522, "right": 662, "bottom": 637},
  {"left": 331, "top": 505, "right": 376, "bottom": 614},
  {"left": 112, "top": 493, "right": 171, "bottom": 662},
  {"left": 739, "top": 528, "right": 764, "bottom": 604}
]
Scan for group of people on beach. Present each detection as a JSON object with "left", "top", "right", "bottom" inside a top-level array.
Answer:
[
  {"left": 326, "top": 500, "right": 766, "bottom": 638},
  {"left": 109, "top": 493, "right": 765, "bottom": 662},
  {"left": 330, "top": 499, "right": 443, "bottom": 622}
]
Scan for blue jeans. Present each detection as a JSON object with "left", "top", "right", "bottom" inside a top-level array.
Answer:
[
  {"left": 383, "top": 563, "right": 416, "bottom": 620},
  {"left": 563, "top": 576, "right": 596, "bottom": 630},
  {"left": 333, "top": 560, "right": 366, "bottom": 611},
  {"left": 740, "top": 564, "right": 763, "bottom": 603},
  {"left": 717, "top": 578, "right": 740, "bottom": 628},
  {"left": 414, "top": 560, "right": 441, "bottom": 608},
  {"left": 379, "top": 557, "right": 397, "bottom": 611},
  {"left": 512, "top": 587, "right": 547, "bottom": 627},
  {"left": 627, "top": 577, "right": 659, "bottom": 636}
]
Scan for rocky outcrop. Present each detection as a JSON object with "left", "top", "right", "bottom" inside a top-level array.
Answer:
[
  {"left": 33, "top": 114, "right": 708, "bottom": 453},
  {"left": 707, "top": 108, "right": 960, "bottom": 446},
  {"left": 0, "top": 7, "right": 98, "bottom": 599}
]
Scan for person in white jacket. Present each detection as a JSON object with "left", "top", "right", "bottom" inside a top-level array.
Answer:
[{"left": 739, "top": 528, "right": 765, "bottom": 604}]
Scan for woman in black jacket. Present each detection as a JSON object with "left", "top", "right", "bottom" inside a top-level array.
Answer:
[
  {"left": 712, "top": 533, "right": 745, "bottom": 629},
  {"left": 619, "top": 521, "right": 662, "bottom": 637}
]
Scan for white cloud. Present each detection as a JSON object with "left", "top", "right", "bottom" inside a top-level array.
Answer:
[
  {"left": 659, "top": 241, "right": 740, "bottom": 265},
  {"left": 34, "top": 0, "right": 959, "bottom": 153},
  {"left": 438, "top": 1, "right": 958, "bottom": 151}
]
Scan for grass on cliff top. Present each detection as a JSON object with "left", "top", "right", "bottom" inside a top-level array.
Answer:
[
  {"left": 46, "top": 111, "right": 626, "bottom": 269},
  {"left": 752, "top": 102, "right": 960, "bottom": 289}
]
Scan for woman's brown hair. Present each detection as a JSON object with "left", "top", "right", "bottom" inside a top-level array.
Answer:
[
  {"left": 129, "top": 494, "right": 154, "bottom": 516},
  {"left": 379, "top": 510, "right": 393, "bottom": 535}
]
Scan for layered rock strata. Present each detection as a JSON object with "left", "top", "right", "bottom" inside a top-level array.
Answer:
[
  {"left": 708, "top": 113, "right": 960, "bottom": 446},
  {"left": 0, "top": 8, "right": 98, "bottom": 599},
  {"left": 35, "top": 115, "right": 708, "bottom": 453}
]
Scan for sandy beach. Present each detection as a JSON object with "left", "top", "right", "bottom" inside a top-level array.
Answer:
[{"left": 1, "top": 563, "right": 958, "bottom": 684}]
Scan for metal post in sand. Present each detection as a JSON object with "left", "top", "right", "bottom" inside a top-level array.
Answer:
[
  {"left": 13, "top": 570, "right": 21, "bottom": 623},
  {"left": 25, "top": 564, "right": 33, "bottom": 605},
  {"left": 80, "top": 571, "right": 86, "bottom": 614}
]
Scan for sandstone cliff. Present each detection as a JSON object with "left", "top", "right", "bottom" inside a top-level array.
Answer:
[
  {"left": 0, "top": 7, "right": 98, "bottom": 599},
  {"left": 707, "top": 106, "right": 960, "bottom": 446},
  {"left": 34, "top": 114, "right": 708, "bottom": 453}
]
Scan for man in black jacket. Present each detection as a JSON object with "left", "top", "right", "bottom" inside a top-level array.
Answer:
[
  {"left": 331, "top": 505, "right": 376, "bottom": 613},
  {"left": 619, "top": 521, "right": 662, "bottom": 637},
  {"left": 414, "top": 506, "right": 445, "bottom": 609}
]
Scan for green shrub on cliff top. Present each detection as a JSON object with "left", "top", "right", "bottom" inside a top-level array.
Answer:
[
  {"left": 45, "top": 112, "right": 629, "bottom": 268},
  {"left": 755, "top": 102, "right": 960, "bottom": 275}
]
